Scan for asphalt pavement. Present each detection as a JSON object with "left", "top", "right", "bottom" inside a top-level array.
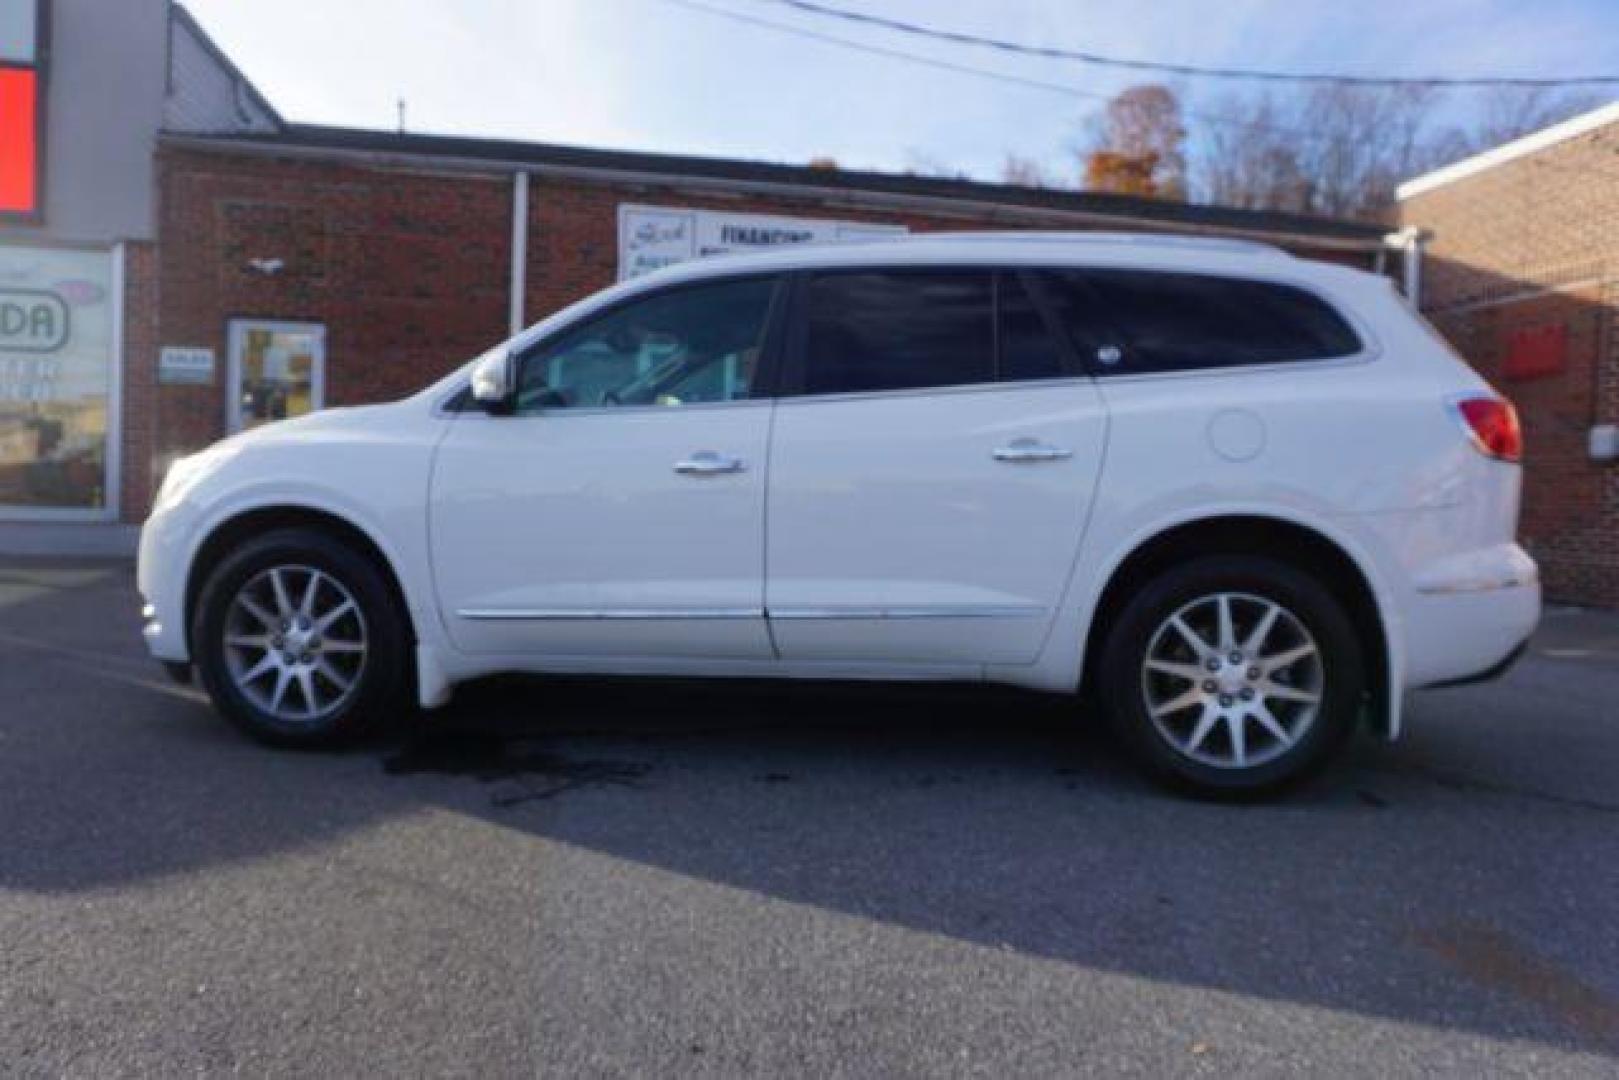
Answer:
[{"left": 1, "top": 559, "right": 1617, "bottom": 1077}]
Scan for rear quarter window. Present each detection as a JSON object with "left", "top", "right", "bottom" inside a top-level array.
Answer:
[{"left": 1040, "top": 269, "right": 1362, "bottom": 375}]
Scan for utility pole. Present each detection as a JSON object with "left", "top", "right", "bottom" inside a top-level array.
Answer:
[{"left": 396, "top": 98, "right": 407, "bottom": 133}]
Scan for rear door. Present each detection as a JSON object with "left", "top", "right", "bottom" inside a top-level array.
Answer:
[{"left": 764, "top": 268, "right": 1109, "bottom": 666}]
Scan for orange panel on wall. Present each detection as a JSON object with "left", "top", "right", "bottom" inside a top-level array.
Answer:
[
  {"left": 1502, "top": 321, "right": 1567, "bottom": 382},
  {"left": 0, "top": 66, "right": 37, "bottom": 217}
]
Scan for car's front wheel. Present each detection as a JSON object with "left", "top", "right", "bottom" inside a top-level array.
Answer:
[
  {"left": 191, "top": 528, "right": 412, "bottom": 747},
  {"left": 1097, "top": 555, "right": 1365, "bottom": 798}
]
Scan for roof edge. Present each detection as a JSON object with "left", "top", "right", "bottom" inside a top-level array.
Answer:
[
  {"left": 1397, "top": 99, "right": 1619, "bottom": 201},
  {"left": 161, "top": 123, "right": 1387, "bottom": 246},
  {"left": 168, "top": 1, "right": 284, "bottom": 130}
]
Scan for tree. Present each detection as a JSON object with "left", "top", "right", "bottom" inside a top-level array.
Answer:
[
  {"left": 903, "top": 149, "right": 972, "bottom": 180},
  {"left": 1083, "top": 84, "right": 1188, "bottom": 199},
  {"left": 1193, "top": 85, "right": 1605, "bottom": 223},
  {"left": 1194, "top": 84, "right": 1455, "bottom": 221},
  {"left": 806, "top": 155, "right": 840, "bottom": 171},
  {"left": 1289, "top": 84, "right": 1445, "bottom": 219},
  {"left": 1201, "top": 92, "right": 1314, "bottom": 213},
  {"left": 1001, "top": 154, "right": 1058, "bottom": 189},
  {"left": 1460, "top": 86, "right": 1605, "bottom": 155}
]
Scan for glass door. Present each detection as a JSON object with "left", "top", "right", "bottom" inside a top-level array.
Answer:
[{"left": 227, "top": 320, "right": 325, "bottom": 433}]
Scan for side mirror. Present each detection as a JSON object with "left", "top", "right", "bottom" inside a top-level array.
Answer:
[{"left": 469, "top": 347, "right": 515, "bottom": 411}]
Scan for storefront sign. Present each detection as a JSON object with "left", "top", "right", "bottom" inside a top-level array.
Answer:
[
  {"left": 0, "top": 0, "right": 45, "bottom": 221},
  {"left": 0, "top": 288, "right": 67, "bottom": 351},
  {"left": 0, "top": 245, "right": 115, "bottom": 513},
  {"left": 617, "top": 203, "right": 907, "bottom": 280},
  {"left": 159, "top": 346, "right": 216, "bottom": 386}
]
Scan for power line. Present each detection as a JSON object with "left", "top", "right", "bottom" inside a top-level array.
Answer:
[
  {"left": 651, "top": 0, "right": 1619, "bottom": 187},
  {"left": 750, "top": 0, "right": 1619, "bottom": 88},
  {"left": 659, "top": 0, "right": 1331, "bottom": 140},
  {"left": 659, "top": 0, "right": 1116, "bottom": 106}
]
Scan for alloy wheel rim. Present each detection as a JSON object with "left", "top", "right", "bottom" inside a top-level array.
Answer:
[
  {"left": 222, "top": 565, "right": 368, "bottom": 723},
  {"left": 1140, "top": 591, "right": 1323, "bottom": 770}
]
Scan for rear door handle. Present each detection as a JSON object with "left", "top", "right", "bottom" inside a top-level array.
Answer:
[
  {"left": 993, "top": 438, "right": 1074, "bottom": 463},
  {"left": 674, "top": 451, "right": 746, "bottom": 476}
]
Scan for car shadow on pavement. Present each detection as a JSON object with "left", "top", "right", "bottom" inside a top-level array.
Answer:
[{"left": 2, "top": 562, "right": 1617, "bottom": 1057}]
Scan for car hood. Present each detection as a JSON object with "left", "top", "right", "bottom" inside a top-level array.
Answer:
[{"left": 221, "top": 400, "right": 416, "bottom": 451}]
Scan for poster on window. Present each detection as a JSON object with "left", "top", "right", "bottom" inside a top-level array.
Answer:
[
  {"left": 0, "top": 245, "right": 115, "bottom": 513},
  {"left": 617, "top": 204, "right": 907, "bottom": 280}
]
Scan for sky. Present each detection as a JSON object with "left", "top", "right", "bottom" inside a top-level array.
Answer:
[{"left": 183, "top": 0, "right": 1619, "bottom": 185}]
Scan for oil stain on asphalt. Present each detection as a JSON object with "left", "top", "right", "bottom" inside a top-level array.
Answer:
[
  {"left": 1415, "top": 920, "right": 1619, "bottom": 1048},
  {"left": 381, "top": 732, "right": 652, "bottom": 807}
]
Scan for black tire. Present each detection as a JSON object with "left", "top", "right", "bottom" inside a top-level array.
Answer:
[
  {"left": 191, "top": 527, "right": 413, "bottom": 748},
  {"left": 1096, "top": 555, "right": 1364, "bottom": 799}
]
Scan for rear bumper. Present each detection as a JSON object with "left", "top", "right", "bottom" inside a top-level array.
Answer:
[
  {"left": 1402, "top": 544, "right": 1540, "bottom": 689},
  {"left": 1426, "top": 635, "right": 1530, "bottom": 688}
]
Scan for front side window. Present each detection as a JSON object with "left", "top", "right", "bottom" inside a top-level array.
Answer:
[
  {"left": 802, "top": 271, "right": 995, "bottom": 395},
  {"left": 514, "top": 276, "right": 777, "bottom": 414},
  {"left": 1041, "top": 269, "right": 1362, "bottom": 375}
]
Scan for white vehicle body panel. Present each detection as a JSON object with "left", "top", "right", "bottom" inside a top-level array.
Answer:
[
  {"left": 136, "top": 233, "right": 1541, "bottom": 736},
  {"left": 765, "top": 379, "right": 1107, "bottom": 665},
  {"left": 428, "top": 402, "right": 773, "bottom": 659}
]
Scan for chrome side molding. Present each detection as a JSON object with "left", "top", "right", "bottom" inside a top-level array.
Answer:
[
  {"left": 458, "top": 608, "right": 763, "bottom": 621},
  {"left": 458, "top": 605, "right": 1048, "bottom": 622}
]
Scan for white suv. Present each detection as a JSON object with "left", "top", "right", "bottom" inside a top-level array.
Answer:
[{"left": 138, "top": 233, "right": 1540, "bottom": 795}]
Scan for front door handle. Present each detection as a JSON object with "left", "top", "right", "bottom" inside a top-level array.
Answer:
[
  {"left": 674, "top": 451, "right": 746, "bottom": 476},
  {"left": 993, "top": 437, "right": 1074, "bottom": 463}
]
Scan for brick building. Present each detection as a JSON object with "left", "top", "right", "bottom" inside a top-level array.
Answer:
[
  {"left": 1398, "top": 102, "right": 1619, "bottom": 608},
  {"left": 1, "top": 0, "right": 1395, "bottom": 555}
]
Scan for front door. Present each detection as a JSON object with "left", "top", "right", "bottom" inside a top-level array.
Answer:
[
  {"left": 766, "top": 268, "right": 1108, "bottom": 666},
  {"left": 430, "top": 275, "right": 783, "bottom": 659},
  {"left": 228, "top": 320, "right": 325, "bottom": 434}
]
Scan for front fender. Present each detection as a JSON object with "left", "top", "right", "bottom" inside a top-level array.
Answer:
[{"left": 152, "top": 425, "right": 446, "bottom": 663}]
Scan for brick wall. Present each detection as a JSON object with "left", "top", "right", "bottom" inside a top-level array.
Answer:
[
  {"left": 1400, "top": 120, "right": 1619, "bottom": 608},
  {"left": 120, "top": 241, "right": 160, "bottom": 523},
  {"left": 136, "top": 147, "right": 514, "bottom": 515},
  {"left": 520, "top": 176, "right": 1377, "bottom": 321},
  {"left": 520, "top": 176, "right": 1059, "bottom": 327},
  {"left": 132, "top": 143, "right": 1378, "bottom": 523}
]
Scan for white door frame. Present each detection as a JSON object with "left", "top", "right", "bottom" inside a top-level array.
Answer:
[{"left": 226, "top": 319, "right": 326, "bottom": 434}]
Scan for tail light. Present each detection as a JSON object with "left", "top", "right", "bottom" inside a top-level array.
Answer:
[{"left": 1450, "top": 394, "right": 1522, "bottom": 463}]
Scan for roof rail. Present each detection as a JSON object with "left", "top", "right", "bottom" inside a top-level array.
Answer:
[{"left": 890, "top": 230, "right": 1291, "bottom": 257}]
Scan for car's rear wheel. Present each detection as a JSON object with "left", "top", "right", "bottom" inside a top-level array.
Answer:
[
  {"left": 192, "top": 528, "right": 412, "bottom": 747},
  {"left": 1097, "top": 555, "right": 1364, "bottom": 797}
]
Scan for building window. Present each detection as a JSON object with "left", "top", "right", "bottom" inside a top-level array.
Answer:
[
  {"left": 0, "top": 245, "right": 116, "bottom": 517},
  {"left": 228, "top": 320, "right": 325, "bottom": 433}
]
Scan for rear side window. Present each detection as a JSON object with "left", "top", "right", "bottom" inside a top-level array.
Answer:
[
  {"left": 802, "top": 271, "right": 994, "bottom": 395},
  {"left": 797, "top": 270, "right": 1071, "bottom": 396},
  {"left": 1041, "top": 269, "right": 1361, "bottom": 375},
  {"left": 998, "top": 272, "right": 1067, "bottom": 382}
]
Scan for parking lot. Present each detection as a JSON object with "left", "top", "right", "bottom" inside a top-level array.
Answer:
[{"left": 1, "top": 559, "right": 1617, "bottom": 1076}]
